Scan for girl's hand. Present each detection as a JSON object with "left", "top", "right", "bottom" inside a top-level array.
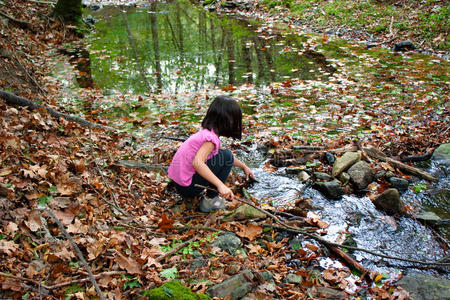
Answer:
[
  {"left": 218, "top": 184, "right": 234, "bottom": 200},
  {"left": 242, "top": 165, "right": 255, "bottom": 181}
]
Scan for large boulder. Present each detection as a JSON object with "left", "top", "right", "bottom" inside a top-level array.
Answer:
[
  {"left": 206, "top": 270, "right": 254, "bottom": 300},
  {"left": 332, "top": 151, "right": 361, "bottom": 177},
  {"left": 397, "top": 272, "right": 450, "bottom": 300},
  {"left": 348, "top": 161, "right": 373, "bottom": 190},
  {"left": 432, "top": 143, "right": 450, "bottom": 172},
  {"left": 313, "top": 180, "right": 344, "bottom": 200},
  {"left": 373, "top": 188, "right": 403, "bottom": 215}
]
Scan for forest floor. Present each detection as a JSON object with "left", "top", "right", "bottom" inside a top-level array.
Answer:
[
  {"left": 212, "top": 0, "right": 449, "bottom": 56},
  {"left": 0, "top": 0, "right": 449, "bottom": 299}
]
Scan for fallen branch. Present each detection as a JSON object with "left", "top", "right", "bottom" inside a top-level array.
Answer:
[
  {"left": 364, "top": 147, "right": 437, "bottom": 182},
  {"left": 328, "top": 245, "right": 372, "bottom": 281},
  {"left": 0, "top": 90, "right": 116, "bottom": 132},
  {"left": 0, "top": 10, "right": 31, "bottom": 29},
  {"left": 38, "top": 208, "right": 106, "bottom": 300},
  {"left": 194, "top": 184, "right": 449, "bottom": 267}
]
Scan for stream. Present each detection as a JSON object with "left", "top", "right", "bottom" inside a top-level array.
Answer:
[{"left": 54, "top": 0, "right": 449, "bottom": 282}]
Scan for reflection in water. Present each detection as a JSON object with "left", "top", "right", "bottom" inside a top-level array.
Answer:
[{"left": 86, "top": 1, "right": 335, "bottom": 94}]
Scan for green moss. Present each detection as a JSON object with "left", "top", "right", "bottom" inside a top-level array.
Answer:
[{"left": 142, "top": 281, "right": 211, "bottom": 300}]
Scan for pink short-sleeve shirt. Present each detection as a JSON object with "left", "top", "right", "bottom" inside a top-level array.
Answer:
[{"left": 168, "top": 128, "right": 221, "bottom": 186}]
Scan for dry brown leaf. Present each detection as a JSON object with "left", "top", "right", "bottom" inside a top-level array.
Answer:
[
  {"left": 26, "top": 210, "right": 43, "bottom": 232},
  {"left": 235, "top": 223, "right": 263, "bottom": 241},
  {"left": 52, "top": 209, "right": 75, "bottom": 226},
  {"left": 0, "top": 240, "right": 19, "bottom": 255},
  {"left": 115, "top": 251, "right": 142, "bottom": 274}
]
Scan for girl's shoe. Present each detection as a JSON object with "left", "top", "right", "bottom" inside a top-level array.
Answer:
[{"left": 199, "top": 196, "right": 226, "bottom": 212}]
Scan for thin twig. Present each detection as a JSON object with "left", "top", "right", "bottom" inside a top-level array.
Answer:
[{"left": 37, "top": 208, "right": 106, "bottom": 300}]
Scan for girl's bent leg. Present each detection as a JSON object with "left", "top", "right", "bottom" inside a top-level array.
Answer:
[{"left": 175, "top": 149, "right": 234, "bottom": 198}]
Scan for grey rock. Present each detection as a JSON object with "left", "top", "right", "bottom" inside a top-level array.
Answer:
[
  {"left": 348, "top": 161, "right": 374, "bottom": 190},
  {"left": 206, "top": 269, "right": 254, "bottom": 300},
  {"left": 297, "top": 171, "right": 311, "bottom": 182},
  {"left": 286, "top": 167, "right": 304, "bottom": 174},
  {"left": 313, "top": 180, "right": 344, "bottom": 200},
  {"left": 388, "top": 177, "right": 409, "bottom": 192},
  {"left": 225, "top": 204, "right": 267, "bottom": 221},
  {"left": 307, "top": 286, "right": 348, "bottom": 299},
  {"left": 332, "top": 151, "right": 361, "bottom": 177},
  {"left": 211, "top": 232, "right": 242, "bottom": 255},
  {"left": 415, "top": 211, "right": 441, "bottom": 225},
  {"left": 325, "top": 152, "right": 335, "bottom": 164},
  {"left": 200, "top": 196, "right": 226, "bottom": 212},
  {"left": 314, "top": 172, "right": 333, "bottom": 181},
  {"left": 397, "top": 272, "right": 450, "bottom": 300},
  {"left": 283, "top": 273, "right": 303, "bottom": 284},
  {"left": 339, "top": 172, "right": 350, "bottom": 185},
  {"left": 393, "top": 40, "right": 415, "bottom": 52},
  {"left": 432, "top": 143, "right": 450, "bottom": 172},
  {"left": 190, "top": 258, "right": 208, "bottom": 271},
  {"left": 374, "top": 170, "right": 386, "bottom": 181},
  {"left": 373, "top": 188, "right": 403, "bottom": 215},
  {"left": 385, "top": 170, "right": 395, "bottom": 178},
  {"left": 259, "top": 271, "right": 274, "bottom": 283}
]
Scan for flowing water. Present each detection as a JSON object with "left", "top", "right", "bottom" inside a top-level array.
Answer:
[
  {"left": 237, "top": 145, "right": 449, "bottom": 279},
  {"left": 63, "top": 0, "right": 449, "bottom": 279}
]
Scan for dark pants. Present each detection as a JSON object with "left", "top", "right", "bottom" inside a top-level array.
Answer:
[{"left": 175, "top": 149, "right": 234, "bottom": 198}]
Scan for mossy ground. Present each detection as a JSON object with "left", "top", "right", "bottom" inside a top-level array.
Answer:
[
  {"left": 261, "top": 0, "right": 449, "bottom": 51},
  {"left": 142, "top": 281, "right": 211, "bottom": 300}
]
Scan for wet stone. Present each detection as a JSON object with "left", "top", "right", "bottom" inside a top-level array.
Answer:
[
  {"left": 432, "top": 143, "right": 450, "bottom": 172},
  {"left": 388, "top": 177, "right": 409, "bottom": 192},
  {"left": 313, "top": 180, "right": 344, "bottom": 200},
  {"left": 348, "top": 161, "right": 373, "bottom": 190},
  {"left": 283, "top": 273, "right": 303, "bottom": 284},
  {"left": 373, "top": 188, "right": 403, "bottom": 215},
  {"left": 332, "top": 151, "right": 361, "bottom": 177},
  {"left": 297, "top": 171, "right": 311, "bottom": 182},
  {"left": 206, "top": 269, "right": 254, "bottom": 300},
  {"left": 415, "top": 211, "right": 441, "bottom": 225},
  {"left": 374, "top": 170, "right": 386, "bottom": 181},
  {"left": 286, "top": 167, "right": 305, "bottom": 175},
  {"left": 211, "top": 232, "right": 242, "bottom": 255},
  {"left": 314, "top": 172, "right": 333, "bottom": 181},
  {"left": 339, "top": 172, "right": 350, "bottom": 185},
  {"left": 324, "top": 152, "right": 335, "bottom": 164},
  {"left": 397, "top": 272, "right": 450, "bottom": 300},
  {"left": 259, "top": 271, "right": 274, "bottom": 283}
]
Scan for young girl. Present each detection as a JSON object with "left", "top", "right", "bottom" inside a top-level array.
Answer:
[{"left": 168, "top": 95, "right": 254, "bottom": 212}]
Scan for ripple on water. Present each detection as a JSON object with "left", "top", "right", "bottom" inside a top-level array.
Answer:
[{"left": 241, "top": 147, "right": 448, "bottom": 277}]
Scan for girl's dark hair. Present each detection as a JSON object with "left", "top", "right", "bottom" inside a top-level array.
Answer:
[{"left": 202, "top": 95, "right": 242, "bottom": 139}]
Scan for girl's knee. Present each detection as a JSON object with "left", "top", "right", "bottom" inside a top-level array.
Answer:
[{"left": 219, "top": 149, "right": 234, "bottom": 166}]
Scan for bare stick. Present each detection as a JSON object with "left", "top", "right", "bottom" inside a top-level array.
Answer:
[
  {"left": 38, "top": 208, "right": 106, "bottom": 300},
  {"left": 0, "top": 90, "right": 116, "bottom": 132}
]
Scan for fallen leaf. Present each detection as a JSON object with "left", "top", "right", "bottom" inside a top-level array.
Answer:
[
  {"left": 115, "top": 251, "right": 142, "bottom": 274},
  {"left": 235, "top": 223, "right": 263, "bottom": 241},
  {"left": 158, "top": 214, "right": 174, "bottom": 231}
]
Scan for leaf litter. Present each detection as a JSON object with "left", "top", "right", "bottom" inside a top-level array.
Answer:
[{"left": 0, "top": 0, "right": 448, "bottom": 299}]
